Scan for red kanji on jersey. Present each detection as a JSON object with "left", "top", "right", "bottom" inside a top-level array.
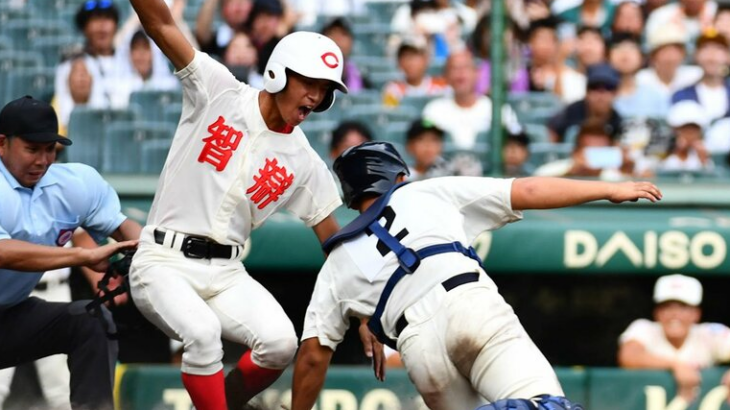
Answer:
[
  {"left": 198, "top": 116, "right": 244, "bottom": 171},
  {"left": 246, "top": 158, "right": 294, "bottom": 209}
]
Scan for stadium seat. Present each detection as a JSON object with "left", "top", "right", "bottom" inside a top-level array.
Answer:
[
  {"left": 344, "top": 104, "right": 419, "bottom": 131},
  {"left": 6, "top": 67, "right": 56, "bottom": 104},
  {"left": 523, "top": 123, "right": 551, "bottom": 143},
  {"left": 337, "top": 89, "right": 382, "bottom": 111},
  {"left": 0, "top": 34, "right": 12, "bottom": 51},
  {"left": 507, "top": 92, "right": 563, "bottom": 125},
  {"left": 369, "top": 71, "right": 403, "bottom": 89},
  {"left": 2, "top": 19, "right": 73, "bottom": 50},
  {"left": 163, "top": 103, "right": 183, "bottom": 126},
  {"left": 66, "top": 107, "right": 138, "bottom": 170},
  {"left": 27, "top": 0, "right": 83, "bottom": 18},
  {"left": 350, "top": 56, "right": 398, "bottom": 74},
  {"left": 0, "top": 50, "right": 44, "bottom": 106},
  {"left": 382, "top": 121, "right": 411, "bottom": 143},
  {"left": 398, "top": 95, "right": 434, "bottom": 112},
  {"left": 103, "top": 122, "right": 175, "bottom": 174},
  {"left": 365, "top": 1, "right": 407, "bottom": 23},
  {"left": 528, "top": 142, "right": 573, "bottom": 169},
  {"left": 711, "top": 153, "right": 730, "bottom": 177},
  {"left": 129, "top": 89, "right": 184, "bottom": 123},
  {"left": 0, "top": 3, "right": 32, "bottom": 24},
  {"left": 140, "top": 138, "right": 173, "bottom": 175},
  {"left": 348, "top": 56, "right": 402, "bottom": 88},
  {"left": 32, "top": 35, "right": 83, "bottom": 67},
  {"left": 299, "top": 120, "right": 338, "bottom": 158},
  {"left": 351, "top": 22, "right": 393, "bottom": 57}
]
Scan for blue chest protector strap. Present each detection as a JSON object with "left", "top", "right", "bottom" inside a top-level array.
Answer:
[
  {"left": 322, "top": 183, "right": 411, "bottom": 254},
  {"left": 322, "top": 182, "right": 483, "bottom": 350},
  {"left": 368, "top": 241, "right": 481, "bottom": 349}
]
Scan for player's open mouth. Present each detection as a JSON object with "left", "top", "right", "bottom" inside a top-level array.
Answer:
[{"left": 298, "top": 106, "right": 313, "bottom": 121}]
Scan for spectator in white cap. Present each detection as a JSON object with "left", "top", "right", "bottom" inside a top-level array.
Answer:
[
  {"left": 645, "top": 0, "right": 718, "bottom": 53},
  {"left": 618, "top": 274, "right": 730, "bottom": 404},
  {"left": 659, "top": 100, "right": 713, "bottom": 172},
  {"left": 636, "top": 24, "right": 703, "bottom": 98}
]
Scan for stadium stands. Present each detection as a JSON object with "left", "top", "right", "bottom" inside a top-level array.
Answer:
[{"left": 0, "top": 0, "right": 724, "bottom": 182}]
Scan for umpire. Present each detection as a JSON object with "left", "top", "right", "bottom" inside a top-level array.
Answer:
[{"left": 0, "top": 96, "right": 140, "bottom": 409}]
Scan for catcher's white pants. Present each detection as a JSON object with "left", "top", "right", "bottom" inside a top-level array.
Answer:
[
  {"left": 396, "top": 272, "right": 563, "bottom": 410},
  {"left": 129, "top": 226, "right": 297, "bottom": 375},
  {"left": 0, "top": 275, "right": 72, "bottom": 410}
]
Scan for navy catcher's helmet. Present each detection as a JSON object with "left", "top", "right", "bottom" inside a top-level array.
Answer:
[{"left": 333, "top": 141, "right": 410, "bottom": 209}]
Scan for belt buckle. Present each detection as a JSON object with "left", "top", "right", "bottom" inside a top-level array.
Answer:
[{"left": 181, "top": 236, "right": 210, "bottom": 259}]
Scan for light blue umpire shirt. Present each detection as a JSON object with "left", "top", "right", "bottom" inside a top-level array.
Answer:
[{"left": 0, "top": 159, "right": 127, "bottom": 310}]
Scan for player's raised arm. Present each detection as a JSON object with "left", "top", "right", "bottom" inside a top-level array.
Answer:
[
  {"left": 510, "top": 177, "right": 662, "bottom": 211},
  {"left": 129, "top": 0, "right": 194, "bottom": 70}
]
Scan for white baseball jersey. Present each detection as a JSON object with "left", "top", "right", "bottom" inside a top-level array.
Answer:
[
  {"left": 147, "top": 50, "right": 341, "bottom": 246},
  {"left": 619, "top": 319, "right": 730, "bottom": 367},
  {"left": 302, "top": 177, "right": 522, "bottom": 349}
]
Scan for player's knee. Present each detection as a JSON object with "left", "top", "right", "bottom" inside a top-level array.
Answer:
[
  {"left": 254, "top": 334, "right": 298, "bottom": 369},
  {"left": 185, "top": 325, "right": 222, "bottom": 354},
  {"left": 182, "top": 323, "right": 223, "bottom": 369}
]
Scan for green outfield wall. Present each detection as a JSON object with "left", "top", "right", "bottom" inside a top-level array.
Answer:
[{"left": 118, "top": 365, "right": 730, "bottom": 410}]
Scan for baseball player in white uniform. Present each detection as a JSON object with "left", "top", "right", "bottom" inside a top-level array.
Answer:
[
  {"left": 127, "top": 1, "right": 346, "bottom": 409},
  {"left": 292, "top": 142, "right": 663, "bottom": 410}
]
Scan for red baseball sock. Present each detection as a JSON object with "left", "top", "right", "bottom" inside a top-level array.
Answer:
[
  {"left": 225, "top": 350, "right": 284, "bottom": 406},
  {"left": 182, "top": 370, "right": 227, "bottom": 410},
  {"left": 238, "top": 350, "right": 284, "bottom": 398}
]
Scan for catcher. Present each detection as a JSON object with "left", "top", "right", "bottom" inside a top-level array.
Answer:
[{"left": 292, "top": 142, "right": 662, "bottom": 410}]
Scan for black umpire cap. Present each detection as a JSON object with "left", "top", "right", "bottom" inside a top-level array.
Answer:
[{"left": 0, "top": 96, "right": 72, "bottom": 146}]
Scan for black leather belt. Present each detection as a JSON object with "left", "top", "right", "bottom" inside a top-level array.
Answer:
[
  {"left": 35, "top": 278, "right": 69, "bottom": 291},
  {"left": 153, "top": 229, "right": 239, "bottom": 260},
  {"left": 394, "top": 271, "right": 480, "bottom": 337}
]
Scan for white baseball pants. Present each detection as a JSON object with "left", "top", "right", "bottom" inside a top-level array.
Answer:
[
  {"left": 396, "top": 272, "right": 564, "bottom": 410},
  {"left": 129, "top": 226, "right": 297, "bottom": 375}
]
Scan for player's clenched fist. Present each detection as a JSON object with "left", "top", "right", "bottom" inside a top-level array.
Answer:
[{"left": 607, "top": 181, "right": 663, "bottom": 204}]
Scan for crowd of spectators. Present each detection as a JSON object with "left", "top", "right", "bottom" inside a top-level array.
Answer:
[{"left": 4, "top": 0, "right": 730, "bottom": 180}]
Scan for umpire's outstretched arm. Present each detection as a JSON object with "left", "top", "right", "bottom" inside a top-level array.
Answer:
[{"left": 0, "top": 218, "right": 140, "bottom": 273}]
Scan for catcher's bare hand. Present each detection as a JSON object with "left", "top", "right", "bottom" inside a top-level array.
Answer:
[
  {"left": 608, "top": 181, "right": 662, "bottom": 204},
  {"left": 359, "top": 318, "right": 385, "bottom": 381},
  {"left": 83, "top": 240, "right": 139, "bottom": 272}
]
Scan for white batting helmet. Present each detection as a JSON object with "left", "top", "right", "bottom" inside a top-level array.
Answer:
[{"left": 263, "top": 31, "right": 349, "bottom": 112}]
